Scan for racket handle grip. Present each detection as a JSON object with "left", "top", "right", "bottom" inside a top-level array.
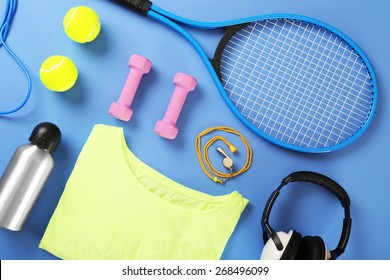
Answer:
[
  {"left": 109, "top": 54, "right": 152, "bottom": 121},
  {"left": 154, "top": 72, "right": 197, "bottom": 140}
]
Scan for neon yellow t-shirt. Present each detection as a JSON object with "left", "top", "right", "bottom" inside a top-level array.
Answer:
[{"left": 39, "top": 124, "right": 248, "bottom": 260}]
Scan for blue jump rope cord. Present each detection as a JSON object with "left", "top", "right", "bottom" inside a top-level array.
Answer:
[{"left": 0, "top": 0, "right": 32, "bottom": 115}]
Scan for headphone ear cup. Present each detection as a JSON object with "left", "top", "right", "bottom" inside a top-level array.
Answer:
[
  {"left": 295, "top": 236, "right": 327, "bottom": 260},
  {"left": 280, "top": 230, "right": 302, "bottom": 260},
  {"left": 260, "top": 230, "right": 302, "bottom": 260}
]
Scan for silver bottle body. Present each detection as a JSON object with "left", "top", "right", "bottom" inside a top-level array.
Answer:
[{"left": 0, "top": 144, "right": 54, "bottom": 231}]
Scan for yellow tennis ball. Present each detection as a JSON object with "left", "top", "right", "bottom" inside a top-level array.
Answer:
[
  {"left": 39, "top": 55, "right": 78, "bottom": 92},
  {"left": 63, "top": 6, "right": 101, "bottom": 43}
]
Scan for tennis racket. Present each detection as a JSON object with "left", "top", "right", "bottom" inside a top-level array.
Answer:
[{"left": 112, "top": 0, "right": 377, "bottom": 153}]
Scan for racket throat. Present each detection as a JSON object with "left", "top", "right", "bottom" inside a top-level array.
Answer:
[
  {"left": 210, "top": 23, "right": 249, "bottom": 78},
  {"left": 113, "top": 0, "right": 152, "bottom": 16}
]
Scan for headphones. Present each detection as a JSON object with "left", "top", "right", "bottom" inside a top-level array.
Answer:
[{"left": 260, "top": 171, "right": 352, "bottom": 260}]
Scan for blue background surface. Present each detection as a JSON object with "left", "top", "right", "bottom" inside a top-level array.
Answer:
[{"left": 0, "top": 0, "right": 389, "bottom": 260}]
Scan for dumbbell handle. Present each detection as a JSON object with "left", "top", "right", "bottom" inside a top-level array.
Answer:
[
  {"left": 117, "top": 68, "right": 144, "bottom": 107},
  {"left": 162, "top": 85, "right": 190, "bottom": 125}
]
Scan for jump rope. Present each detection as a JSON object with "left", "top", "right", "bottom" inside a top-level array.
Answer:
[{"left": 0, "top": 0, "right": 31, "bottom": 115}]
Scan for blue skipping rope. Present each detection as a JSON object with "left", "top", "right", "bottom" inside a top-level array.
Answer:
[{"left": 0, "top": 0, "right": 32, "bottom": 115}]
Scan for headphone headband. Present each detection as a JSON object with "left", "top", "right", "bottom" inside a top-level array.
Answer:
[{"left": 261, "top": 171, "right": 352, "bottom": 260}]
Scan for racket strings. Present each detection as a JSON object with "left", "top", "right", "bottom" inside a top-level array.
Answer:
[
  {"left": 224, "top": 20, "right": 372, "bottom": 91},
  {"left": 273, "top": 23, "right": 356, "bottom": 146},
  {"left": 223, "top": 32, "right": 372, "bottom": 131},
  {"left": 219, "top": 18, "right": 374, "bottom": 149},
  {"left": 226, "top": 23, "right": 372, "bottom": 108}
]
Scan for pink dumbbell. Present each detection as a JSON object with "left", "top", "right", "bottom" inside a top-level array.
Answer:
[
  {"left": 109, "top": 54, "right": 152, "bottom": 121},
  {"left": 154, "top": 72, "right": 197, "bottom": 140}
]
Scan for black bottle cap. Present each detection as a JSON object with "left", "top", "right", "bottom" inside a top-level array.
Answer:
[{"left": 29, "top": 122, "right": 61, "bottom": 153}]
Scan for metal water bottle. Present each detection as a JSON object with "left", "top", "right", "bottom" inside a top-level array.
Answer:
[{"left": 0, "top": 122, "right": 61, "bottom": 231}]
